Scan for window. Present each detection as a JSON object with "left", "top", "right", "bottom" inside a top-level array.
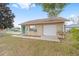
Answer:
[{"left": 29, "top": 25, "right": 37, "bottom": 32}]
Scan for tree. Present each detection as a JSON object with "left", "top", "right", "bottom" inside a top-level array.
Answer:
[
  {"left": 0, "top": 3, "right": 15, "bottom": 30},
  {"left": 38, "top": 3, "right": 69, "bottom": 17}
]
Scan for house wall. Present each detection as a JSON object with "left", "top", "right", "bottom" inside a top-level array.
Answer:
[
  {"left": 56, "top": 23, "right": 64, "bottom": 32},
  {"left": 25, "top": 23, "right": 64, "bottom": 36},
  {"left": 27, "top": 25, "right": 43, "bottom": 36}
]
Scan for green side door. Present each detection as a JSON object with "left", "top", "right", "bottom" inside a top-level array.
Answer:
[{"left": 21, "top": 25, "right": 28, "bottom": 34}]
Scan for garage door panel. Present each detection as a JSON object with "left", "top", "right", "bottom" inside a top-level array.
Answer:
[{"left": 43, "top": 25, "right": 56, "bottom": 36}]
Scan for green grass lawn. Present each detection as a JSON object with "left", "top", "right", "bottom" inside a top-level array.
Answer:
[{"left": 0, "top": 34, "right": 79, "bottom": 56}]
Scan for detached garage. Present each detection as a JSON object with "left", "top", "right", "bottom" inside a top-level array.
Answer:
[{"left": 20, "top": 17, "right": 66, "bottom": 41}]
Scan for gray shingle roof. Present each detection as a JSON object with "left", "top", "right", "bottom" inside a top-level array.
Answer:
[{"left": 20, "top": 17, "right": 67, "bottom": 25}]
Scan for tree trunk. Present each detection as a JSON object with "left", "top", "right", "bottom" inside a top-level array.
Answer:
[{"left": 0, "top": 29, "right": 4, "bottom": 37}]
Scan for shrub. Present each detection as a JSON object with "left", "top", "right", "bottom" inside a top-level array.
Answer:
[
  {"left": 72, "top": 43, "right": 79, "bottom": 49},
  {"left": 70, "top": 27, "right": 79, "bottom": 49},
  {"left": 70, "top": 27, "right": 79, "bottom": 41}
]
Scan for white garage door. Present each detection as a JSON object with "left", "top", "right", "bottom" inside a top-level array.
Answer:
[{"left": 43, "top": 25, "right": 57, "bottom": 36}]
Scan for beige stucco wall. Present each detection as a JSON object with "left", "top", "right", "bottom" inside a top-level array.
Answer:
[
  {"left": 27, "top": 25, "right": 43, "bottom": 36},
  {"left": 56, "top": 23, "right": 64, "bottom": 33},
  {"left": 26, "top": 23, "right": 64, "bottom": 36}
]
